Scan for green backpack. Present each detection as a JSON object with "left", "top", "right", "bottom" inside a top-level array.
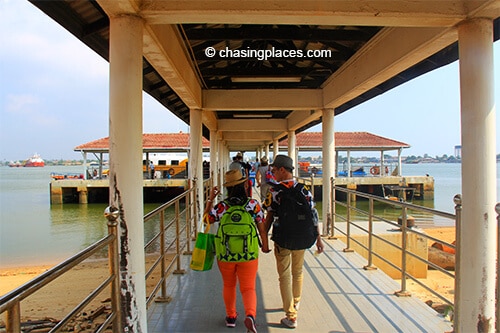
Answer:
[{"left": 215, "top": 200, "right": 260, "bottom": 262}]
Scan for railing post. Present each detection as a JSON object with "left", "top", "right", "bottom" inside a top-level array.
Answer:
[
  {"left": 395, "top": 206, "right": 411, "bottom": 297},
  {"left": 496, "top": 202, "right": 500, "bottom": 333},
  {"left": 193, "top": 179, "right": 199, "bottom": 235},
  {"left": 157, "top": 210, "right": 169, "bottom": 301},
  {"left": 453, "top": 194, "right": 462, "bottom": 328},
  {"left": 310, "top": 174, "right": 315, "bottom": 199},
  {"left": 184, "top": 191, "right": 193, "bottom": 254},
  {"left": 364, "top": 197, "right": 377, "bottom": 271},
  {"left": 188, "top": 180, "right": 196, "bottom": 241},
  {"left": 104, "top": 206, "right": 121, "bottom": 333},
  {"left": 329, "top": 177, "right": 337, "bottom": 239},
  {"left": 173, "top": 200, "right": 186, "bottom": 275},
  {"left": 6, "top": 302, "right": 21, "bottom": 333},
  {"left": 343, "top": 187, "right": 354, "bottom": 253}
]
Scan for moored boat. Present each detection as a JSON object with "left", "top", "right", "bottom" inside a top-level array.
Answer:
[
  {"left": 24, "top": 153, "right": 45, "bottom": 167},
  {"left": 8, "top": 161, "right": 22, "bottom": 167}
]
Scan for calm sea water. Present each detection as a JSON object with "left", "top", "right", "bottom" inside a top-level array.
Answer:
[{"left": 1, "top": 164, "right": 499, "bottom": 267}]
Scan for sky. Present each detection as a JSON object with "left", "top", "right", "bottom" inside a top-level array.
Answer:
[{"left": 0, "top": 1, "right": 499, "bottom": 161}]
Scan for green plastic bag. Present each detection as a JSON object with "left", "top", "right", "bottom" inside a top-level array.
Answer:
[{"left": 190, "top": 222, "right": 215, "bottom": 271}]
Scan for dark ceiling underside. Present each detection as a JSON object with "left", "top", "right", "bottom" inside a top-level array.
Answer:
[{"left": 29, "top": 1, "right": 500, "bottom": 139}]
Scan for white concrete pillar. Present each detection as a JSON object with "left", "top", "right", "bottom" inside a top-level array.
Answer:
[
  {"left": 265, "top": 145, "right": 270, "bottom": 159},
  {"left": 288, "top": 130, "right": 297, "bottom": 177},
  {"left": 108, "top": 15, "right": 147, "bottom": 331},
  {"left": 190, "top": 109, "right": 204, "bottom": 219},
  {"left": 210, "top": 129, "right": 217, "bottom": 185},
  {"left": 335, "top": 151, "right": 339, "bottom": 176},
  {"left": 273, "top": 138, "right": 279, "bottom": 160},
  {"left": 82, "top": 152, "right": 88, "bottom": 179},
  {"left": 322, "top": 109, "right": 335, "bottom": 235},
  {"left": 456, "top": 18, "right": 496, "bottom": 332},
  {"left": 380, "top": 151, "right": 384, "bottom": 176},
  {"left": 347, "top": 151, "right": 351, "bottom": 177},
  {"left": 398, "top": 148, "right": 403, "bottom": 176},
  {"left": 217, "top": 132, "right": 224, "bottom": 189}
]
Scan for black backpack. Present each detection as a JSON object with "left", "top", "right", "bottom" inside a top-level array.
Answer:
[{"left": 271, "top": 183, "right": 319, "bottom": 250}]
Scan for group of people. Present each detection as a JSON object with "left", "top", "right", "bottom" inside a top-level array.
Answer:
[{"left": 203, "top": 154, "right": 324, "bottom": 332}]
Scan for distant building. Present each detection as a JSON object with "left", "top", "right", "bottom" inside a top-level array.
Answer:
[{"left": 454, "top": 145, "right": 462, "bottom": 158}]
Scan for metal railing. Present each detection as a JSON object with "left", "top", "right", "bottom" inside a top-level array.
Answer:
[
  {"left": 0, "top": 178, "right": 210, "bottom": 332},
  {"left": 329, "top": 183, "right": 459, "bottom": 307}
]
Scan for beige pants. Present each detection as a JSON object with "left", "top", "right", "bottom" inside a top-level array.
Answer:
[{"left": 274, "top": 244, "right": 305, "bottom": 319}]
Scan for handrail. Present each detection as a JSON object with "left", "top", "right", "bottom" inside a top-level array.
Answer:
[
  {"left": 0, "top": 177, "right": 209, "bottom": 332},
  {"left": 330, "top": 181, "right": 459, "bottom": 308}
]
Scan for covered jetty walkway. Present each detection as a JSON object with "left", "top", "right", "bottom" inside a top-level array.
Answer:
[{"left": 148, "top": 238, "right": 452, "bottom": 333}]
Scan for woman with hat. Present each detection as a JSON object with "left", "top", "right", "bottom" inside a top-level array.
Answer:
[{"left": 203, "top": 169, "right": 270, "bottom": 332}]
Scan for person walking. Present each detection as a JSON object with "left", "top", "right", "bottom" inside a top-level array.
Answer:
[
  {"left": 229, "top": 152, "right": 253, "bottom": 197},
  {"left": 255, "top": 156, "right": 272, "bottom": 201},
  {"left": 262, "top": 155, "right": 324, "bottom": 329},
  {"left": 149, "top": 160, "right": 155, "bottom": 179},
  {"left": 203, "top": 169, "right": 270, "bottom": 332}
]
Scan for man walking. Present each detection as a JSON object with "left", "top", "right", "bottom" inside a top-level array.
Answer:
[
  {"left": 263, "top": 154, "right": 324, "bottom": 329},
  {"left": 149, "top": 160, "right": 155, "bottom": 179}
]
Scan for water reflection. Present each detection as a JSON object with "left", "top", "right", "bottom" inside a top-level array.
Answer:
[{"left": 48, "top": 203, "right": 185, "bottom": 259}]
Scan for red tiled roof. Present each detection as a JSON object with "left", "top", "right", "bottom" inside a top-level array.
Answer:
[
  {"left": 74, "top": 131, "right": 409, "bottom": 152},
  {"left": 74, "top": 132, "right": 210, "bottom": 152},
  {"left": 280, "top": 132, "right": 410, "bottom": 151}
]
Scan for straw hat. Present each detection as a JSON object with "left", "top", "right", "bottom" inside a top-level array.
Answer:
[{"left": 223, "top": 169, "right": 247, "bottom": 187}]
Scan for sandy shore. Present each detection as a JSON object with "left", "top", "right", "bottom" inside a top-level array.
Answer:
[{"left": 1, "top": 226, "right": 456, "bottom": 327}]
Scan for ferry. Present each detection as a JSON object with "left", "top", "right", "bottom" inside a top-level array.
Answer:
[
  {"left": 23, "top": 154, "right": 45, "bottom": 167},
  {"left": 9, "top": 154, "right": 45, "bottom": 167}
]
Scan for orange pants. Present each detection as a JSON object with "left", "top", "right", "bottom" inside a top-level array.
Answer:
[{"left": 217, "top": 259, "right": 258, "bottom": 318}]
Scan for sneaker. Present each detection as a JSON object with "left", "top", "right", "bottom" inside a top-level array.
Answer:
[
  {"left": 244, "top": 315, "right": 257, "bottom": 333},
  {"left": 280, "top": 317, "right": 297, "bottom": 329},
  {"left": 225, "top": 315, "right": 237, "bottom": 328}
]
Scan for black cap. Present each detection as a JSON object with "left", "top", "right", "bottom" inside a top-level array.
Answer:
[{"left": 270, "top": 155, "right": 294, "bottom": 170}]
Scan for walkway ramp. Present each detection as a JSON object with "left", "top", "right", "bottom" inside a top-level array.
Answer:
[{"left": 148, "top": 238, "right": 452, "bottom": 333}]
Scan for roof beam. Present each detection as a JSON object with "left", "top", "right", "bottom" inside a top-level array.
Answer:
[
  {"left": 287, "top": 110, "right": 323, "bottom": 132},
  {"left": 138, "top": 0, "right": 495, "bottom": 27},
  {"left": 322, "top": 26, "right": 457, "bottom": 109},
  {"left": 203, "top": 89, "right": 323, "bottom": 110},
  {"left": 143, "top": 24, "right": 203, "bottom": 109},
  {"left": 223, "top": 131, "right": 276, "bottom": 141},
  {"left": 202, "top": 109, "right": 218, "bottom": 131},
  {"left": 218, "top": 119, "right": 287, "bottom": 131}
]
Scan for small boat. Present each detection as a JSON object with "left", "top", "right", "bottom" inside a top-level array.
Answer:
[
  {"left": 8, "top": 161, "right": 22, "bottom": 167},
  {"left": 51, "top": 172, "right": 84, "bottom": 180},
  {"left": 338, "top": 167, "right": 367, "bottom": 177},
  {"left": 382, "top": 185, "right": 415, "bottom": 203},
  {"left": 428, "top": 242, "right": 455, "bottom": 270},
  {"left": 24, "top": 154, "right": 45, "bottom": 167}
]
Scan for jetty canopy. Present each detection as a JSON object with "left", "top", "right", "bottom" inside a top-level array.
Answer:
[
  {"left": 29, "top": 1, "right": 499, "bottom": 152},
  {"left": 74, "top": 131, "right": 409, "bottom": 155}
]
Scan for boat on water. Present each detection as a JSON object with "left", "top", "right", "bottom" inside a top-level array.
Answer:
[
  {"left": 8, "top": 161, "right": 23, "bottom": 167},
  {"left": 338, "top": 167, "right": 367, "bottom": 177},
  {"left": 382, "top": 185, "right": 415, "bottom": 203},
  {"left": 21, "top": 154, "right": 45, "bottom": 167}
]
